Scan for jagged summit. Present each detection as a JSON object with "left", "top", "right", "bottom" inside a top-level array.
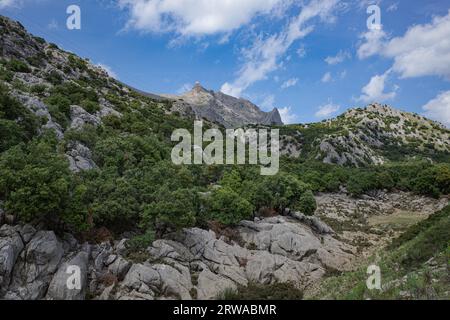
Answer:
[
  {"left": 191, "top": 81, "right": 209, "bottom": 93},
  {"left": 163, "top": 84, "right": 284, "bottom": 128}
]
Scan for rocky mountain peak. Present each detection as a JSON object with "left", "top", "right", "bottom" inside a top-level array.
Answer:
[
  {"left": 165, "top": 85, "right": 284, "bottom": 128},
  {"left": 192, "top": 81, "right": 209, "bottom": 94}
]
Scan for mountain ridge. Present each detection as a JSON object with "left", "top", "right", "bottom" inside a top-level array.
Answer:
[{"left": 162, "top": 81, "right": 283, "bottom": 128}]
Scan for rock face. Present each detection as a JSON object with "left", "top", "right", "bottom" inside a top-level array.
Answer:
[
  {"left": 65, "top": 141, "right": 97, "bottom": 173},
  {"left": 46, "top": 251, "right": 89, "bottom": 300},
  {"left": 5, "top": 230, "right": 63, "bottom": 300},
  {"left": 163, "top": 83, "right": 283, "bottom": 128},
  {"left": 0, "top": 191, "right": 447, "bottom": 300},
  {"left": 0, "top": 212, "right": 352, "bottom": 300}
]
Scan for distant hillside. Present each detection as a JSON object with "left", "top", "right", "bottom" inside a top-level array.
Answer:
[
  {"left": 279, "top": 103, "right": 450, "bottom": 166},
  {"left": 162, "top": 82, "right": 283, "bottom": 128}
]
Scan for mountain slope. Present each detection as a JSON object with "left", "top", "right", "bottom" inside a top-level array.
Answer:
[
  {"left": 279, "top": 103, "right": 450, "bottom": 166},
  {"left": 163, "top": 82, "right": 283, "bottom": 128},
  {"left": 311, "top": 204, "right": 450, "bottom": 300}
]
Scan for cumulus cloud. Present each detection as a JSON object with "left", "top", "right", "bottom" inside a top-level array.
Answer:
[
  {"left": 357, "top": 71, "right": 397, "bottom": 103},
  {"left": 358, "top": 10, "right": 450, "bottom": 80},
  {"left": 315, "top": 101, "right": 340, "bottom": 118},
  {"left": 118, "top": 0, "right": 285, "bottom": 36},
  {"left": 321, "top": 72, "right": 332, "bottom": 83},
  {"left": 281, "top": 77, "right": 299, "bottom": 89},
  {"left": 325, "top": 50, "right": 350, "bottom": 65},
  {"left": 220, "top": 0, "right": 339, "bottom": 97},
  {"left": 357, "top": 29, "right": 387, "bottom": 59},
  {"left": 422, "top": 91, "right": 450, "bottom": 127},
  {"left": 279, "top": 106, "right": 299, "bottom": 124},
  {"left": 258, "top": 94, "right": 299, "bottom": 124},
  {"left": 0, "top": 0, "right": 19, "bottom": 9}
]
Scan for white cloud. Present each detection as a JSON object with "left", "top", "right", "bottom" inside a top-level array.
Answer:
[
  {"left": 0, "top": 0, "right": 20, "bottom": 9},
  {"left": 118, "top": 0, "right": 285, "bottom": 36},
  {"left": 281, "top": 77, "right": 299, "bottom": 89},
  {"left": 357, "top": 0, "right": 381, "bottom": 10},
  {"left": 315, "top": 101, "right": 340, "bottom": 118},
  {"left": 176, "top": 83, "right": 193, "bottom": 94},
  {"left": 260, "top": 94, "right": 276, "bottom": 111},
  {"left": 258, "top": 94, "right": 299, "bottom": 124},
  {"left": 279, "top": 106, "right": 299, "bottom": 124},
  {"left": 325, "top": 50, "right": 350, "bottom": 65},
  {"left": 357, "top": 71, "right": 397, "bottom": 104},
  {"left": 297, "top": 45, "right": 307, "bottom": 58},
  {"left": 97, "top": 63, "right": 119, "bottom": 79},
  {"left": 357, "top": 29, "right": 387, "bottom": 59},
  {"left": 422, "top": 91, "right": 450, "bottom": 127},
  {"left": 340, "top": 70, "right": 347, "bottom": 79},
  {"left": 220, "top": 0, "right": 339, "bottom": 97},
  {"left": 321, "top": 72, "right": 332, "bottom": 83},
  {"left": 387, "top": 2, "right": 398, "bottom": 12},
  {"left": 358, "top": 10, "right": 450, "bottom": 80}
]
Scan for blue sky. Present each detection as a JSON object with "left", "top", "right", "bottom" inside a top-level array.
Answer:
[{"left": 1, "top": 0, "right": 449, "bottom": 125}]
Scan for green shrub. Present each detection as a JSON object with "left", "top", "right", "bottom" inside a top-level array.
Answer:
[
  {"left": 218, "top": 282, "right": 303, "bottom": 300},
  {"left": 0, "top": 83, "right": 39, "bottom": 151},
  {"left": 205, "top": 187, "right": 254, "bottom": 225},
  {"left": 126, "top": 229, "right": 155, "bottom": 252},
  {"left": 30, "top": 84, "right": 47, "bottom": 95},
  {"left": 7, "top": 59, "right": 31, "bottom": 73},
  {"left": 0, "top": 134, "right": 89, "bottom": 232},
  {"left": 81, "top": 99, "right": 100, "bottom": 114},
  {"left": 45, "top": 70, "right": 63, "bottom": 85},
  {"left": 297, "top": 190, "right": 317, "bottom": 216},
  {"left": 141, "top": 187, "right": 197, "bottom": 234}
]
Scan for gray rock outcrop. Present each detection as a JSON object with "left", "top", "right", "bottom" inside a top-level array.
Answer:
[{"left": 163, "top": 83, "right": 283, "bottom": 128}]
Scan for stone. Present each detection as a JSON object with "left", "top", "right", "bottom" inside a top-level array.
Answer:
[
  {"left": 70, "top": 105, "right": 101, "bottom": 130},
  {"left": 153, "top": 264, "right": 193, "bottom": 300},
  {"left": 0, "top": 225, "right": 25, "bottom": 295},
  {"left": 0, "top": 206, "right": 4, "bottom": 225},
  {"left": 121, "top": 264, "right": 160, "bottom": 294},
  {"left": 107, "top": 256, "right": 131, "bottom": 281},
  {"left": 98, "top": 284, "right": 115, "bottom": 300},
  {"left": 5, "top": 231, "right": 64, "bottom": 300},
  {"left": 66, "top": 141, "right": 97, "bottom": 173},
  {"left": 92, "top": 242, "right": 112, "bottom": 270},
  {"left": 196, "top": 269, "right": 237, "bottom": 300},
  {"left": 46, "top": 251, "right": 89, "bottom": 300}
]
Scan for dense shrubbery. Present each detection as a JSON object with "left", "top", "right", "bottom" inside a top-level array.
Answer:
[
  {"left": 0, "top": 133, "right": 89, "bottom": 232},
  {"left": 0, "top": 51, "right": 448, "bottom": 243},
  {"left": 6, "top": 59, "right": 31, "bottom": 73},
  {"left": 219, "top": 282, "right": 304, "bottom": 300},
  {"left": 0, "top": 83, "right": 40, "bottom": 152},
  {"left": 283, "top": 159, "right": 450, "bottom": 198}
]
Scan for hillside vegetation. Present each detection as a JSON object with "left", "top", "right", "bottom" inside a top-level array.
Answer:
[
  {"left": 0, "top": 15, "right": 449, "bottom": 249},
  {"left": 311, "top": 205, "right": 450, "bottom": 300}
]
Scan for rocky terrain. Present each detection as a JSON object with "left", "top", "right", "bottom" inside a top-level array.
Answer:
[
  {"left": 163, "top": 82, "right": 283, "bottom": 128},
  {"left": 0, "top": 15, "right": 448, "bottom": 301},
  {"left": 280, "top": 104, "right": 450, "bottom": 166},
  {"left": 1, "top": 15, "right": 448, "bottom": 169},
  {"left": 1, "top": 192, "right": 446, "bottom": 300},
  {"left": 0, "top": 210, "right": 346, "bottom": 300}
]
